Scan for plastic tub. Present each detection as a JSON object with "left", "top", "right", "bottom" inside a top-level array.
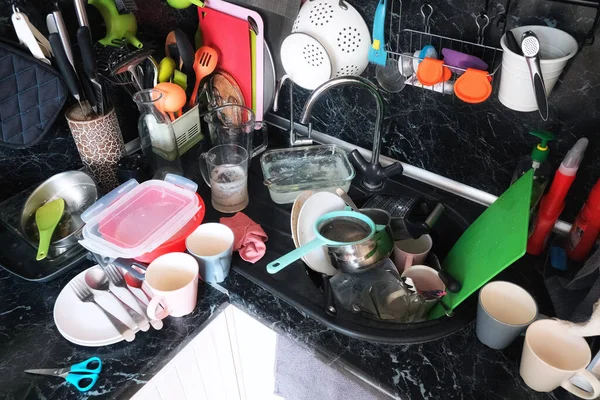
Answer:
[
  {"left": 80, "top": 174, "right": 201, "bottom": 259},
  {"left": 498, "top": 26, "right": 577, "bottom": 112},
  {"left": 134, "top": 193, "right": 206, "bottom": 263},
  {"left": 260, "top": 145, "right": 355, "bottom": 204}
]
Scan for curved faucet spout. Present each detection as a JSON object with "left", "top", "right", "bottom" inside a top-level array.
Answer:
[{"left": 299, "top": 76, "right": 384, "bottom": 164}]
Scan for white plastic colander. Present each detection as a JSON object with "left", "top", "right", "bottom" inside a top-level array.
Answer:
[{"left": 292, "top": 0, "right": 370, "bottom": 79}]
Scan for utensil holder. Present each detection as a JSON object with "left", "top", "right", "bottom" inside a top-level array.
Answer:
[
  {"left": 65, "top": 104, "right": 126, "bottom": 192},
  {"left": 172, "top": 105, "right": 203, "bottom": 155}
]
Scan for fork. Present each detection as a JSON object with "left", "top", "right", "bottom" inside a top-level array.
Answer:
[
  {"left": 70, "top": 280, "right": 135, "bottom": 342},
  {"left": 104, "top": 264, "right": 163, "bottom": 330}
]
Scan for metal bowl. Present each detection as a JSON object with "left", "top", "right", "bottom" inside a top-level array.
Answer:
[{"left": 20, "top": 171, "right": 98, "bottom": 253}]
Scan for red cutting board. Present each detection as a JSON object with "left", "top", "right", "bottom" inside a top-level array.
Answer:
[{"left": 199, "top": 7, "right": 251, "bottom": 108}]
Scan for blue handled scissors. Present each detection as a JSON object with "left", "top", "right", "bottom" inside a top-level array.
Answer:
[{"left": 24, "top": 357, "right": 102, "bottom": 392}]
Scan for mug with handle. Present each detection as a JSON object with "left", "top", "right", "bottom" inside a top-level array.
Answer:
[
  {"left": 145, "top": 252, "right": 200, "bottom": 320},
  {"left": 393, "top": 234, "right": 433, "bottom": 272},
  {"left": 520, "top": 319, "right": 600, "bottom": 398}
]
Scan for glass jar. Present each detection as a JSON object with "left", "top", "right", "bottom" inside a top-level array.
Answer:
[{"left": 133, "top": 89, "right": 182, "bottom": 179}]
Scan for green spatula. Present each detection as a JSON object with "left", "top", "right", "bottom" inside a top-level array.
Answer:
[
  {"left": 35, "top": 198, "right": 65, "bottom": 261},
  {"left": 429, "top": 170, "right": 533, "bottom": 319}
]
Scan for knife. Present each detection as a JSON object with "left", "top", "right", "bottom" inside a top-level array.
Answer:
[
  {"left": 74, "top": 0, "right": 106, "bottom": 115},
  {"left": 48, "top": 31, "right": 84, "bottom": 114},
  {"left": 50, "top": 9, "right": 75, "bottom": 71}
]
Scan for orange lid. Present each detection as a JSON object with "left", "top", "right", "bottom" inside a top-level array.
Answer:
[
  {"left": 454, "top": 68, "right": 492, "bottom": 103},
  {"left": 416, "top": 58, "right": 444, "bottom": 86},
  {"left": 441, "top": 66, "right": 452, "bottom": 82}
]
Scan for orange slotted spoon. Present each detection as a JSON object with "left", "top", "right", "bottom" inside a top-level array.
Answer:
[{"left": 188, "top": 46, "right": 219, "bottom": 108}]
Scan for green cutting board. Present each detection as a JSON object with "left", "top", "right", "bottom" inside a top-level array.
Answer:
[{"left": 429, "top": 170, "right": 533, "bottom": 319}]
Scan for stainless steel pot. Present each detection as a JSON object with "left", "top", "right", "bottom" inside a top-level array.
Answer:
[
  {"left": 20, "top": 171, "right": 98, "bottom": 256},
  {"left": 326, "top": 208, "right": 394, "bottom": 274}
]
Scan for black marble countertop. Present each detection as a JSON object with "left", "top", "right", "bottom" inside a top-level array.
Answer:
[{"left": 0, "top": 168, "right": 578, "bottom": 400}]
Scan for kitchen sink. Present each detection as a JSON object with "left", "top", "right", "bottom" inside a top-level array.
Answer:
[{"left": 197, "top": 159, "right": 478, "bottom": 344}]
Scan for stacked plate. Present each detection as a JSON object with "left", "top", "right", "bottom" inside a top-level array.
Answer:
[{"left": 54, "top": 267, "right": 147, "bottom": 347}]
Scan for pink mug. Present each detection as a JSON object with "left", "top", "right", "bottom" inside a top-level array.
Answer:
[
  {"left": 393, "top": 234, "right": 433, "bottom": 272},
  {"left": 146, "top": 253, "right": 199, "bottom": 320}
]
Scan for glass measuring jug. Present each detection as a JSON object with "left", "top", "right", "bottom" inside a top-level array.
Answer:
[
  {"left": 204, "top": 105, "right": 267, "bottom": 159},
  {"left": 200, "top": 144, "right": 249, "bottom": 213}
]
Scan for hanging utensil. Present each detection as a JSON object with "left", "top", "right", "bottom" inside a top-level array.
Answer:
[
  {"left": 11, "top": 6, "right": 52, "bottom": 65},
  {"left": 521, "top": 31, "right": 548, "bottom": 121},
  {"left": 475, "top": 12, "right": 490, "bottom": 45},
  {"left": 421, "top": 3, "right": 433, "bottom": 34}
]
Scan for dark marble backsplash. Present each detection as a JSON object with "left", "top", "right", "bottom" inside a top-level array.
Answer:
[
  {"left": 0, "top": 0, "right": 599, "bottom": 224},
  {"left": 277, "top": 0, "right": 600, "bottom": 221}
]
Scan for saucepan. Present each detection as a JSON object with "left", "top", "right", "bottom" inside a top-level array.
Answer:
[{"left": 20, "top": 171, "right": 98, "bottom": 257}]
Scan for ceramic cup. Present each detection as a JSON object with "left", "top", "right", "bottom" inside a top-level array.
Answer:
[
  {"left": 476, "top": 281, "right": 538, "bottom": 349},
  {"left": 401, "top": 265, "right": 445, "bottom": 312},
  {"left": 393, "top": 234, "right": 433, "bottom": 272},
  {"left": 146, "top": 252, "right": 199, "bottom": 320},
  {"left": 186, "top": 223, "right": 235, "bottom": 283},
  {"left": 520, "top": 319, "right": 600, "bottom": 398}
]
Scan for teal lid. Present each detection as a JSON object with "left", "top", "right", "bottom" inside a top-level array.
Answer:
[{"left": 529, "top": 131, "right": 555, "bottom": 163}]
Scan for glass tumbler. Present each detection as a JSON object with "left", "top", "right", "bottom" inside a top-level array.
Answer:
[
  {"left": 204, "top": 105, "right": 267, "bottom": 159},
  {"left": 200, "top": 144, "right": 249, "bottom": 213}
]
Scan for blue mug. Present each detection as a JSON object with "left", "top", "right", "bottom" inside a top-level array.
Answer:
[{"left": 186, "top": 223, "right": 234, "bottom": 283}]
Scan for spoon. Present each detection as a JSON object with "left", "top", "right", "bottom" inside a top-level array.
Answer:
[
  {"left": 35, "top": 198, "right": 65, "bottom": 261},
  {"left": 84, "top": 267, "right": 150, "bottom": 332},
  {"left": 155, "top": 82, "right": 186, "bottom": 120},
  {"left": 335, "top": 187, "right": 359, "bottom": 211}
]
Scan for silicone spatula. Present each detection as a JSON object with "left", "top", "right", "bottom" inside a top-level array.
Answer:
[{"left": 35, "top": 198, "right": 65, "bottom": 261}]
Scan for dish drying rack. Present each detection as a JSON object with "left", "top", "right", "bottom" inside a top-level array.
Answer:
[{"left": 386, "top": 0, "right": 503, "bottom": 97}]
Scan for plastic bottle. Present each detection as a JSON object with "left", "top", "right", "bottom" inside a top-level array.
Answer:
[
  {"left": 567, "top": 179, "right": 600, "bottom": 261},
  {"left": 527, "top": 138, "right": 589, "bottom": 255},
  {"left": 512, "top": 130, "right": 555, "bottom": 211}
]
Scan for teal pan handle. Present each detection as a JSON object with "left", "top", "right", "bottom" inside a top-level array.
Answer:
[
  {"left": 368, "top": 0, "right": 388, "bottom": 66},
  {"left": 267, "top": 238, "right": 325, "bottom": 274}
]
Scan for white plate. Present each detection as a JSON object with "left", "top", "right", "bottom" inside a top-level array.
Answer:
[
  {"left": 54, "top": 266, "right": 145, "bottom": 347},
  {"left": 291, "top": 190, "right": 315, "bottom": 248},
  {"left": 297, "top": 192, "right": 345, "bottom": 275}
]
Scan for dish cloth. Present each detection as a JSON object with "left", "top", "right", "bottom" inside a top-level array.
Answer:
[{"left": 220, "top": 212, "right": 268, "bottom": 263}]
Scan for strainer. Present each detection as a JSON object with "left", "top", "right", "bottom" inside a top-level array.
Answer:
[
  {"left": 280, "top": 32, "right": 333, "bottom": 90},
  {"left": 266, "top": 211, "right": 377, "bottom": 274},
  {"left": 292, "top": 0, "right": 370, "bottom": 78}
]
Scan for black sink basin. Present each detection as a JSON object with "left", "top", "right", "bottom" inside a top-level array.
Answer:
[{"left": 202, "top": 159, "right": 478, "bottom": 344}]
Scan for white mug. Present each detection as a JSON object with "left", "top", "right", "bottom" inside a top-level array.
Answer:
[
  {"left": 186, "top": 223, "right": 234, "bottom": 283},
  {"left": 520, "top": 319, "right": 600, "bottom": 398},
  {"left": 146, "top": 252, "right": 199, "bottom": 320},
  {"left": 401, "top": 265, "right": 445, "bottom": 312},
  {"left": 393, "top": 234, "right": 433, "bottom": 272}
]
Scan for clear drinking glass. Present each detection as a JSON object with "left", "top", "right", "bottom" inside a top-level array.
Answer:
[
  {"left": 200, "top": 144, "right": 249, "bottom": 213},
  {"left": 133, "top": 89, "right": 183, "bottom": 179},
  {"left": 203, "top": 105, "right": 267, "bottom": 159}
]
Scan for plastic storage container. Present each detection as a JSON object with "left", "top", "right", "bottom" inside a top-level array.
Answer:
[
  {"left": 260, "top": 145, "right": 355, "bottom": 204},
  {"left": 134, "top": 193, "right": 206, "bottom": 263},
  {"left": 79, "top": 174, "right": 200, "bottom": 259}
]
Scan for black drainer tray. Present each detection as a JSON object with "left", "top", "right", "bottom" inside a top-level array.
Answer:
[{"left": 200, "top": 162, "right": 477, "bottom": 344}]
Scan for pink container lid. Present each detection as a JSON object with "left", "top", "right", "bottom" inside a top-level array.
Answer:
[{"left": 79, "top": 174, "right": 200, "bottom": 259}]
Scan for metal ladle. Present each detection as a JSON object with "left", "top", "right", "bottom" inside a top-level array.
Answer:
[{"left": 84, "top": 267, "right": 150, "bottom": 332}]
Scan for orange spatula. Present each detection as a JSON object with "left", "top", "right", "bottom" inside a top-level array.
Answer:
[{"left": 188, "top": 46, "right": 218, "bottom": 108}]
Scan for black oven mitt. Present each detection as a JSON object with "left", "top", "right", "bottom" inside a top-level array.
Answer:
[{"left": 0, "top": 39, "right": 67, "bottom": 148}]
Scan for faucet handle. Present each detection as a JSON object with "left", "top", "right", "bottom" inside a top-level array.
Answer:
[{"left": 349, "top": 150, "right": 404, "bottom": 191}]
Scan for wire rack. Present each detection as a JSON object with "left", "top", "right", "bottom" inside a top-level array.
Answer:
[{"left": 386, "top": 0, "right": 503, "bottom": 96}]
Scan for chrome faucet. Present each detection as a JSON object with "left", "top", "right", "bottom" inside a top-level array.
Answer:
[
  {"left": 273, "top": 75, "right": 313, "bottom": 147},
  {"left": 299, "top": 76, "right": 403, "bottom": 191}
]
